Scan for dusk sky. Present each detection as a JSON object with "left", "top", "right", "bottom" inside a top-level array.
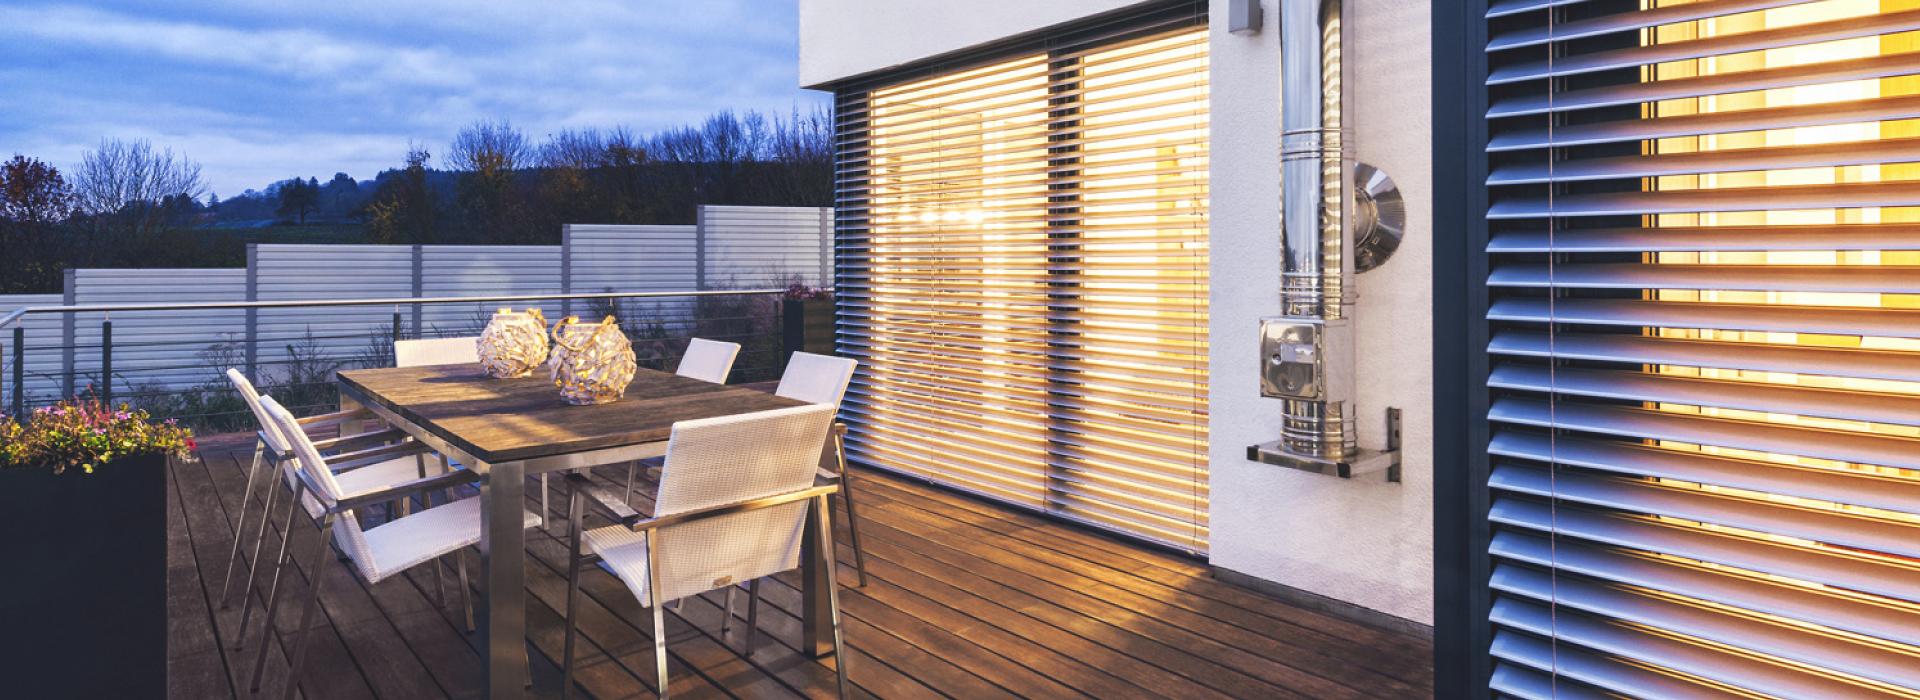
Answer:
[{"left": 0, "top": 0, "right": 828, "bottom": 197}]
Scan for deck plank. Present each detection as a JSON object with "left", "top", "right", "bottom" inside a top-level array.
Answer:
[
  {"left": 173, "top": 440, "right": 372, "bottom": 700},
  {"left": 170, "top": 436, "right": 1434, "bottom": 699},
  {"left": 198, "top": 441, "right": 470, "bottom": 700},
  {"left": 165, "top": 458, "right": 240, "bottom": 700}
]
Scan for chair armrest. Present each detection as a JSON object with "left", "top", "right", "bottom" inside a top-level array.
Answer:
[
  {"left": 623, "top": 483, "right": 840, "bottom": 533},
  {"left": 564, "top": 473, "right": 642, "bottom": 526},
  {"left": 832, "top": 422, "right": 848, "bottom": 437},
  {"left": 296, "top": 407, "right": 375, "bottom": 428},
  {"left": 311, "top": 427, "right": 408, "bottom": 454},
  {"left": 331, "top": 469, "right": 482, "bottom": 513},
  {"left": 328, "top": 441, "right": 433, "bottom": 473},
  {"left": 258, "top": 431, "right": 295, "bottom": 463}
]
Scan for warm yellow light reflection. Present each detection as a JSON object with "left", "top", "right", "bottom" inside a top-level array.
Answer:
[
  {"left": 858, "top": 28, "right": 1210, "bottom": 550},
  {"left": 1625, "top": 0, "right": 1920, "bottom": 689}
]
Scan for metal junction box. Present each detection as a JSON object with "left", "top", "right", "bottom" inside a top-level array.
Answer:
[{"left": 1260, "top": 316, "right": 1351, "bottom": 401}]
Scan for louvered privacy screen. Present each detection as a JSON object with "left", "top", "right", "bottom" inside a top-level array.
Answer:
[
  {"left": 1483, "top": 0, "right": 1920, "bottom": 697},
  {"left": 833, "top": 5, "right": 1210, "bottom": 551}
]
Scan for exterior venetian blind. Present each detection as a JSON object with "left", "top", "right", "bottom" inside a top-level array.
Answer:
[
  {"left": 833, "top": 5, "right": 1209, "bottom": 552},
  {"left": 1483, "top": 1, "right": 1920, "bottom": 697}
]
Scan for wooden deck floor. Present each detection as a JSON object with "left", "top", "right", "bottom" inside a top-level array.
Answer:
[{"left": 167, "top": 432, "right": 1434, "bottom": 699}]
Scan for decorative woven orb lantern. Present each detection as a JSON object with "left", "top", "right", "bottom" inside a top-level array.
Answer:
[
  {"left": 548, "top": 315, "right": 637, "bottom": 405},
  {"left": 478, "top": 307, "right": 549, "bottom": 378}
]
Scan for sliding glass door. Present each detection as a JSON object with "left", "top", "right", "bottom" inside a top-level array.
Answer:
[{"left": 832, "top": 4, "right": 1210, "bottom": 552}]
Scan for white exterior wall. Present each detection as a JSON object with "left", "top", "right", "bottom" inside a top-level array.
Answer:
[
  {"left": 799, "top": 0, "right": 1435, "bottom": 624},
  {"left": 798, "top": 0, "right": 1153, "bottom": 86},
  {"left": 1204, "top": 0, "right": 1434, "bottom": 624}
]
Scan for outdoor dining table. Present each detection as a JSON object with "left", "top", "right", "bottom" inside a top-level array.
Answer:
[{"left": 336, "top": 363, "right": 832, "bottom": 698}]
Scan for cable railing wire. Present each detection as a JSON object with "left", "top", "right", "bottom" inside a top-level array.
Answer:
[{"left": 3, "top": 288, "right": 816, "bottom": 430}]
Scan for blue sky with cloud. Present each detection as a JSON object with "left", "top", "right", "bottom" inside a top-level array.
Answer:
[{"left": 0, "top": 1, "right": 826, "bottom": 197}]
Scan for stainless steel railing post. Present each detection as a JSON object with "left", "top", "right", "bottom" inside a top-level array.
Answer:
[
  {"left": 10, "top": 325, "right": 22, "bottom": 420},
  {"left": 101, "top": 318, "right": 113, "bottom": 407}
]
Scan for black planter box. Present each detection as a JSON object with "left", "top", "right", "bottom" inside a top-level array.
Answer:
[
  {"left": 782, "top": 298, "right": 836, "bottom": 359},
  {"left": 0, "top": 453, "right": 168, "bottom": 699}
]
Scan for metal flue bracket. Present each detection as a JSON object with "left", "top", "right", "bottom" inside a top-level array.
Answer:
[{"left": 1246, "top": 407, "right": 1402, "bottom": 482}]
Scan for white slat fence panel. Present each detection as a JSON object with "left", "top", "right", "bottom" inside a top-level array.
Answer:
[
  {"left": 68, "top": 269, "right": 247, "bottom": 401},
  {"left": 0, "top": 294, "right": 65, "bottom": 411},
  {"left": 698, "top": 205, "right": 832, "bottom": 289},
  {"left": 252, "top": 244, "right": 414, "bottom": 397},
  {"left": 419, "top": 245, "right": 561, "bottom": 338}
]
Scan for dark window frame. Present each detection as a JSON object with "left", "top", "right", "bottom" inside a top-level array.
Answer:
[{"left": 1431, "top": 2, "right": 1495, "bottom": 698}]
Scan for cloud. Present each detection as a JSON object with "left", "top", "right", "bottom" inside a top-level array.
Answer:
[{"left": 0, "top": 0, "right": 826, "bottom": 196}]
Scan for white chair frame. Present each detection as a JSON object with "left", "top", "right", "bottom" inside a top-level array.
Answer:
[
  {"left": 560, "top": 405, "right": 849, "bottom": 700},
  {"left": 218, "top": 370, "right": 431, "bottom": 645},
  {"left": 251, "top": 396, "right": 540, "bottom": 700}
]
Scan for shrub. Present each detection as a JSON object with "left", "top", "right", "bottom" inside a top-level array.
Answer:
[{"left": 0, "top": 399, "right": 196, "bottom": 474}]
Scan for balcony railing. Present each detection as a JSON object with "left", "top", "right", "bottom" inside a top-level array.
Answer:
[{"left": 1, "top": 288, "right": 800, "bottom": 431}]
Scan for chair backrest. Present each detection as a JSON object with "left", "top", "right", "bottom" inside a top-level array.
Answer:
[
  {"left": 226, "top": 368, "right": 292, "bottom": 456},
  {"left": 774, "top": 352, "right": 857, "bottom": 409},
  {"left": 650, "top": 403, "right": 835, "bottom": 602},
  {"left": 675, "top": 338, "right": 740, "bottom": 384},
  {"left": 395, "top": 336, "right": 481, "bottom": 368},
  {"left": 259, "top": 396, "right": 375, "bottom": 563}
]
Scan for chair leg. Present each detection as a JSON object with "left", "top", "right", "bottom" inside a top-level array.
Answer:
[
  {"left": 218, "top": 442, "right": 267, "bottom": 608},
  {"left": 838, "top": 479, "right": 869, "bottom": 588},
  {"left": 720, "top": 585, "right": 737, "bottom": 640},
  {"left": 744, "top": 578, "right": 761, "bottom": 657},
  {"left": 624, "top": 463, "right": 637, "bottom": 504},
  {"left": 230, "top": 461, "right": 281, "bottom": 611},
  {"left": 652, "top": 602, "right": 671, "bottom": 699},
  {"left": 815, "top": 496, "right": 853, "bottom": 700},
  {"left": 561, "top": 485, "right": 586, "bottom": 700},
  {"left": 423, "top": 489, "right": 446, "bottom": 607},
  {"left": 248, "top": 489, "right": 309, "bottom": 688},
  {"left": 456, "top": 547, "right": 475, "bottom": 633},
  {"left": 540, "top": 472, "right": 553, "bottom": 534},
  {"left": 647, "top": 531, "right": 670, "bottom": 699},
  {"left": 833, "top": 430, "right": 868, "bottom": 587},
  {"left": 277, "top": 514, "right": 336, "bottom": 700},
  {"left": 236, "top": 482, "right": 298, "bottom": 651}
]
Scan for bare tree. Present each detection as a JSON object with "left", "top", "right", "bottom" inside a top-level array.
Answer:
[
  {"left": 538, "top": 128, "right": 610, "bottom": 170},
  {"left": 70, "top": 138, "right": 206, "bottom": 236},
  {"left": 449, "top": 119, "right": 531, "bottom": 174},
  {"left": 450, "top": 120, "right": 531, "bottom": 242}
]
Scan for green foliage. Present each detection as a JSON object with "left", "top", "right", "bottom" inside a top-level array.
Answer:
[
  {"left": 275, "top": 176, "right": 321, "bottom": 224},
  {"left": 0, "top": 399, "right": 195, "bottom": 474},
  {"left": 363, "top": 145, "right": 436, "bottom": 245}
]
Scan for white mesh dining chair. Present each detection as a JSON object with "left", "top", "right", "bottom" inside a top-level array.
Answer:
[
  {"left": 253, "top": 396, "right": 543, "bottom": 700},
  {"left": 393, "top": 335, "right": 481, "bottom": 367},
  {"left": 560, "top": 403, "right": 849, "bottom": 700},
  {"left": 773, "top": 352, "right": 866, "bottom": 587},
  {"left": 218, "top": 368, "right": 442, "bottom": 651},
  {"left": 675, "top": 337, "right": 740, "bottom": 383},
  {"left": 617, "top": 337, "right": 747, "bottom": 504}
]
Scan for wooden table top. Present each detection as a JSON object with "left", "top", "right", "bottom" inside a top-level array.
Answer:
[{"left": 336, "top": 364, "right": 806, "bottom": 463}]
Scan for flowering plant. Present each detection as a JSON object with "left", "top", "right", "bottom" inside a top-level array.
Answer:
[
  {"left": 0, "top": 399, "right": 196, "bottom": 474},
  {"left": 783, "top": 283, "right": 832, "bottom": 301}
]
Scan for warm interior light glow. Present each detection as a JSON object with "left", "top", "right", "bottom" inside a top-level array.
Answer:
[
  {"left": 855, "top": 27, "right": 1210, "bottom": 550},
  {"left": 1623, "top": 0, "right": 1920, "bottom": 690}
]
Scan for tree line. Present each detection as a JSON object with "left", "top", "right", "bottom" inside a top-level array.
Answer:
[{"left": 0, "top": 107, "right": 832, "bottom": 293}]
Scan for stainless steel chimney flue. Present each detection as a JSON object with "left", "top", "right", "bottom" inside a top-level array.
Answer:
[{"left": 1250, "top": 0, "right": 1402, "bottom": 480}]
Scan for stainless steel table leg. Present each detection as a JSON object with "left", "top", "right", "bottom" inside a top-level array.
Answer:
[
  {"left": 478, "top": 460, "right": 529, "bottom": 697},
  {"left": 799, "top": 497, "right": 833, "bottom": 657}
]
